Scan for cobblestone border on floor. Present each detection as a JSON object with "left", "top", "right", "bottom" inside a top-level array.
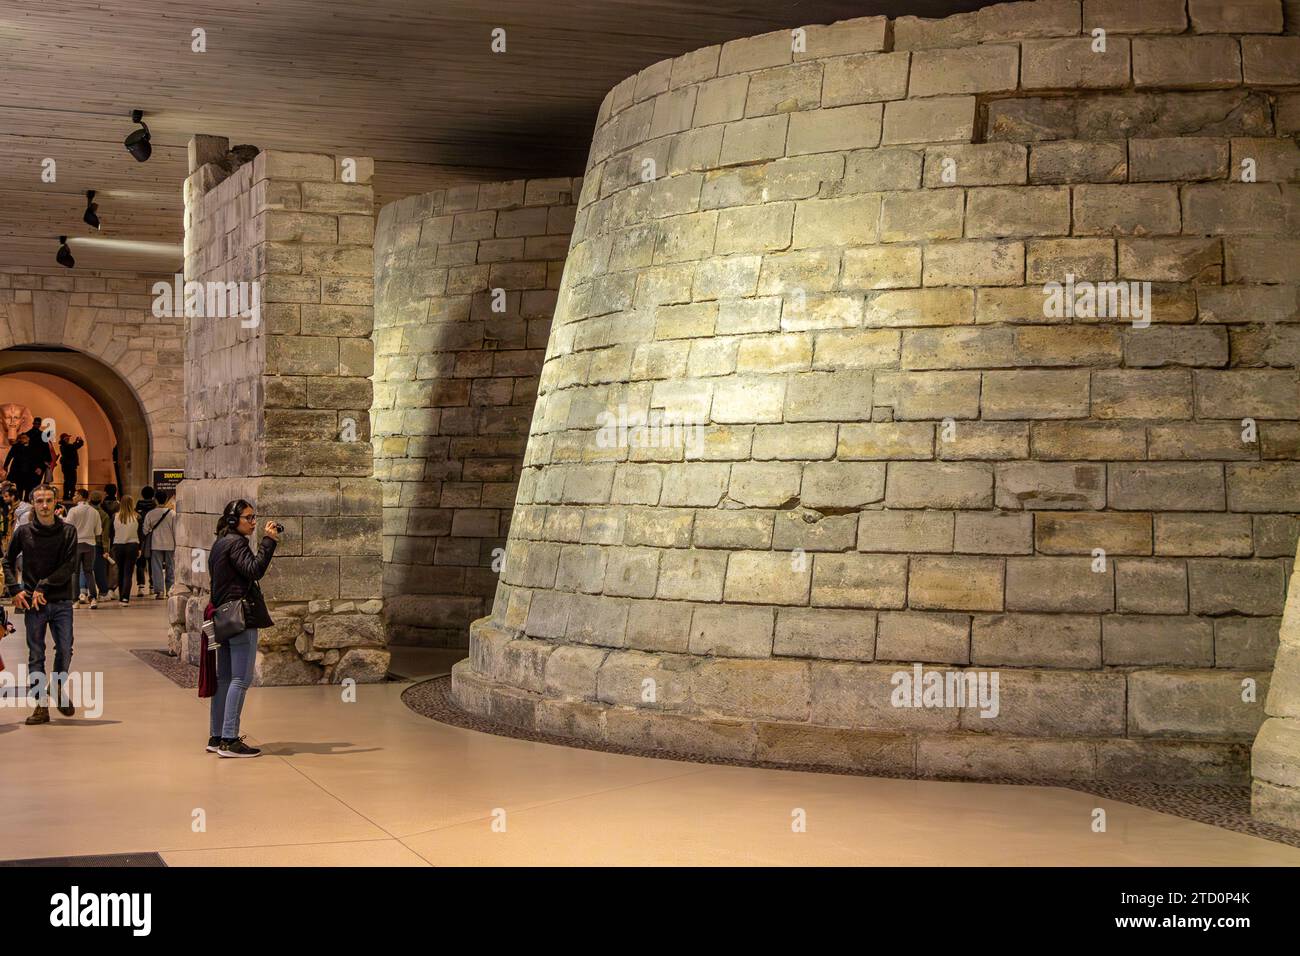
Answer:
[
  {"left": 405, "top": 675, "right": 1300, "bottom": 851},
  {"left": 131, "top": 649, "right": 199, "bottom": 689}
]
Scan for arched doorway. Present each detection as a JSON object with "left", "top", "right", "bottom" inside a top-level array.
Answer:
[{"left": 0, "top": 347, "right": 152, "bottom": 497}]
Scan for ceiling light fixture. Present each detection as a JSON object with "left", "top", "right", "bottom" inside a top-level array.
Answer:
[
  {"left": 124, "top": 109, "right": 152, "bottom": 162},
  {"left": 56, "top": 236, "right": 75, "bottom": 269},
  {"left": 83, "top": 190, "right": 100, "bottom": 230}
]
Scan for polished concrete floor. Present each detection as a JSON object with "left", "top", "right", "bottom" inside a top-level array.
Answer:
[{"left": 1, "top": 604, "right": 1297, "bottom": 867}]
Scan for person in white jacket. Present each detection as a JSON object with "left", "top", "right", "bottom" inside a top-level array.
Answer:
[
  {"left": 111, "top": 497, "right": 141, "bottom": 605},
  {"left": 66, "top": 489, "right": 102, "bottom": 609}
]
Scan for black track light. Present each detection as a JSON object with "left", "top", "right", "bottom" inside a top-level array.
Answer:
[
  {"left": 124, "top": 109, "right": 152, "bottom": 162},
  {"left": 83, "top": 190, "right": 100, "bottom": 230},
  {"left": 56, "top": 236, "right": 75, "bottom": 269}
]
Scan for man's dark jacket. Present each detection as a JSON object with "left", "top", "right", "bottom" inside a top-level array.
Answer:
[
  {"left": 209, "top": 532, "right": 276, "bottom": 628},
  {"left": 3, "top": 516, "right": 79, "bottom": 601},
  {"left": 59, "top": 438, "right": 83, "bottom": 471}
]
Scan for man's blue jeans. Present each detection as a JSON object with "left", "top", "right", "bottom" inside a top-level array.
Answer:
[
  {"left": 210, "top": 629, "right": 257, "bottom": 739},
  {"left": 24, "top": 599, "right": 74, "bottom": 705}
]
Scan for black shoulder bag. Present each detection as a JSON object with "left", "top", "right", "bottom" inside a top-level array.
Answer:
[{"left": 211, "top": 595, "right": 248, "bottom": 643}]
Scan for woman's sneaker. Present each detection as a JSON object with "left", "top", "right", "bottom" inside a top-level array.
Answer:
[
  {"left": 217, "top": 736, "right": 262, "bottom": 758},
  {"left": 205, "top": 736, "right": 222, "bottom": 753}
]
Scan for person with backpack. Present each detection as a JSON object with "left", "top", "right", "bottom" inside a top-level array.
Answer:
[
  {"left": 206, "top": 499, "right": 279, "bottom": 758},
  {"left": 142, "top": 490, "right": 176, "bottom": 599}
]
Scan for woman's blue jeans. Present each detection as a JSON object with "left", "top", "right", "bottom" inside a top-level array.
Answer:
[{"left": 210, "top": 628, "right": 257, "bottom": 739}]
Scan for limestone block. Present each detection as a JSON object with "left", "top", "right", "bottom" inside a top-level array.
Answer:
[
  {"left": 953, "top": 512, "right": 1033, "bottom": 554},
  {"left": 1108, "top": 463, "right": 1226, "bottom": 511},
  {"left": 1188, "top": 0, "right": 1284, "bottom": 34},
  {"left": 876, "top": 611, "right": 970, "bottom": 664},
  {"left": 964, "top": 669, "right": 1126, "bottom": 737},
  {"left": 256, "top": 651, "right": 324, "bottom": 686},
  {"left": 1115, "top": 558, "right": 1189, "bottom": 614},
  {"left": 822, "top": 52, "right": 910, "bottom": 107},
  {"left": 603, "top": 708, "right": 756, "bottom": 759},
  {"left": 885, "top": 462, "right": 992, "bottom": 509},
  {"left": 688, "top": 604, "right": 774, "bottom": 657},
  {"left": 332, "top": 648, "right": 391, "bottom": 683},
  {"left": 1103, "top": 614, "right": 1212, "bottom": 666},
  {"left": 1129, "top": 669, "right": 1269, "bottom": 739},
  {"left": 881, "top": 97, "right": 976, "bottom": 145},
  {"left": 773, "top": 607, "right": 875, "bottom": 660},
  {"left": 918, "top": 736, "right": 1098, "bottom": 781},
  {"left": 811, "top": 554, "right": 908, "bottom": 609},
  {"left": 811, "top": 662, "right": 958, "bottom": 731},
  {"left": 908, "top": 557, "right": 1005, "bottom": 611},
  {"left": 1188, "top": 559, "right": 1285, "bottom": 615},
  {"left": 787, "top": 104, "right": 883, "bottom": 155},
  {"left": 996, "top": 463, "right": 1106, "bottom": 511},
  {"left": 1021, "top": 38, "right": 1131, "bottom": 89},
  {"left": 922, "top": 143, "right": 1027, "bottom": 187},
  {"left": 1029, "top": 140, "right": 1127, "bottom": 184},
  {"left": 1006, "top": 557, "right": 1114, "bottom": 611},
  {"left": 971, "top": 613, "right": 1101, "bottom": 668},
  {"left": 693, "top": 658, "right": 811, "bottom": 720},
  {"left": 800, "top": 462, "right": 885, "bottom": 509},
  {"left": 1154, "top": 513, "right": 1253, "bottom": 556},
  {"left": 1082, "top": 0, "right": 1187, "bottom": 34},
  {"left": 756, "top": 723, "right": 913, "bottom": 773},
  {"left": 909, "top": 44, "right": 1019, "bottom": 96},
  {"left": 1132, "top": 37, "right": 1243, "bottom": 89}
]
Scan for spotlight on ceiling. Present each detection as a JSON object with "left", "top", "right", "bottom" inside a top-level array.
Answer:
[
  {"left": 56, "top": 236, "right": 75, "bottom": 269},
  {"left": 124, "top": 109, "right": 152, "bottom": 162},
  {"left": 83, "top": 190, "right": 100, "bottom": 230}
]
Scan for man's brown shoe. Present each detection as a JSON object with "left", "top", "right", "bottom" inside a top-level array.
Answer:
[
  {"left": 25, "top": 706, "right": 50, "bottom": 725},
  {"left": 57, "top": 700, "right": 75, "bottom": 717}
]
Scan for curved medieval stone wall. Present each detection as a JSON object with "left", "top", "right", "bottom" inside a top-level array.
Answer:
[
  {"left": 373, "top": 178, "right": 580, "bottom": 645},
  {"left": 452, "top": 0, "right": 1300, "bottom": 785}
]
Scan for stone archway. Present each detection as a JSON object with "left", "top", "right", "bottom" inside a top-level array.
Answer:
[
  {"left": 0, "top": 280, "right": 186, "bottom": 488},
  {"left": 0, "top": 349, "right": 151, "bottom": 495}
]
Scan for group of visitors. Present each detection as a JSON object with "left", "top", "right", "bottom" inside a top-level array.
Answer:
[
  {"left": 1, "top": 484, "right": 277, "bottom": 759},
  {"left": 3, "top": 483, "right": 176, "bottom": 606},
  {"left": 0, "top": 418, "right": 87, "bottom": 502}
]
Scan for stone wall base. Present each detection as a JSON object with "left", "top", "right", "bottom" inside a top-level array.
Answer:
[
  {"left": 451, "top": 618, "right": 1252, "bottom": 784},
  {"left": 1251, "top": 716, "right": 1300, "bottom": 826}
]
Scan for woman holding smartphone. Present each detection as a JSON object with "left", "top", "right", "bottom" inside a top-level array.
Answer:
[{"left": 207, "top": 499, "right": 279, "bottom": 758}]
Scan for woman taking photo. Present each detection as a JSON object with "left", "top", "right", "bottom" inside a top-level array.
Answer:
[
  {"left": 111, "top": 495, "right": 140, "bottom": 604},
  {"left": 207, "top": 499, "right": 279, "bottom": 759}
]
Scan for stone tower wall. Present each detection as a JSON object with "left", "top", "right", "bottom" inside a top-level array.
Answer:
[
  {"left": 451, "top": 0, "right": 1300, "bottom": 784},
  {"left": 372, "top": 178, "right": 580, "bottom": 646}
]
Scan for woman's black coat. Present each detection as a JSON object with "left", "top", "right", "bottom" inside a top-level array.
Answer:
[{"left": 209, "top": 531, "right": 276, "bottom": 628}]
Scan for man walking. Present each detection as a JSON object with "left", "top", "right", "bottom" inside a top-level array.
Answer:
[
  {"left": 2, "top": 484, "right": 79, "bottom": 724},
  {"left": 66, "top": 488, "right": 101, "bottom": 609}
]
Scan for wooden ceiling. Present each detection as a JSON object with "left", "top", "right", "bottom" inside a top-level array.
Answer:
[{"left": 1, "top": 0, "right": 985, "bottom": 272}]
